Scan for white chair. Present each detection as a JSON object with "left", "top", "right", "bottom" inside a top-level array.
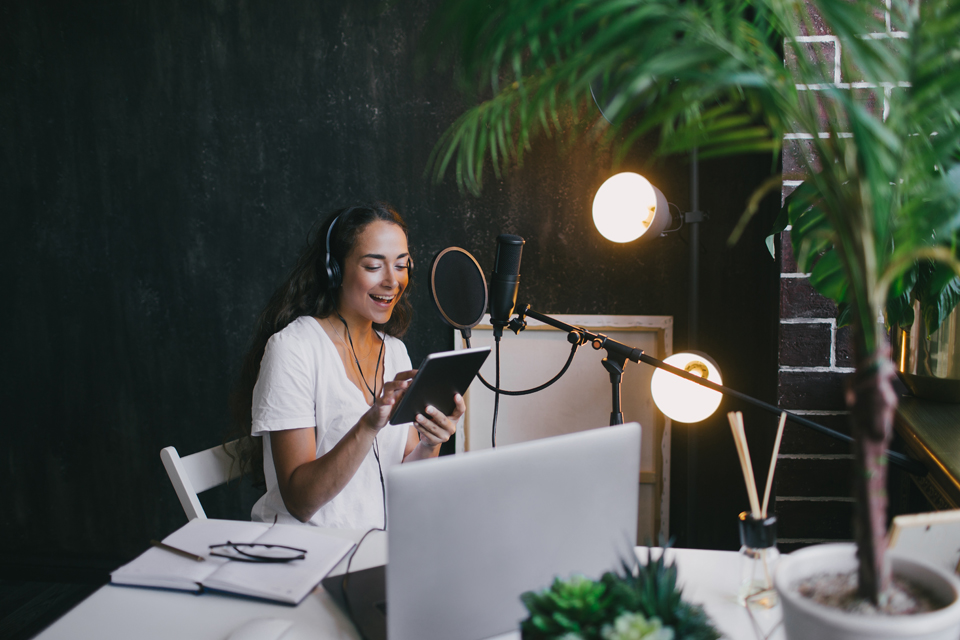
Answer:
[{"left": 160, "top": 440, "right": 243, "bottom": 520}]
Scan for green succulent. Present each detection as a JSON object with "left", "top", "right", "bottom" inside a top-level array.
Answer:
[
  {"left": 521, "top": 574, "right": 618, "bottom": 638},
  {"left": 601, "top": 612, "right": 674, "bottom": 640},
  {"left": 520, "top": 551, "right": 720, "bottom": 640}
]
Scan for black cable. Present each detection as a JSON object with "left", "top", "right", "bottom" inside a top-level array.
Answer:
[
  {"left": 492, "top": 336, "right": 500, "bottom": 447},
  {"left": 464, "top": 321, "right": 582, "bottom": 448},
  {"left": 334, "top": 314, "right": 387, "bottom": 528},
  {"left": 372, "top": 438, "right": 386, "bottom": 529},
  {"left": 340, "top": 526, "right": 384, "bottom": 640},
  {"left": 466, "top": 335, "right": 581, "bottom": 396}
]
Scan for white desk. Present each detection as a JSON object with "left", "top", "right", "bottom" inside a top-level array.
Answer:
[{"left": 36, "top": 530, "right": 783, "bottom": 640}]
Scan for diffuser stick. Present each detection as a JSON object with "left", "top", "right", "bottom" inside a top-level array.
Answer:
[
  {"left": 736, "top": 413, "right": 761, "bottom": 518},
  {"left": 727, "top": 411, "right": 761, "bottom": 518},
  {"left": 761, "top": 412, "right": 787, "bottom": 519}
]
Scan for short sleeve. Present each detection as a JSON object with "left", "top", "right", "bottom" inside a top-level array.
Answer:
[
  {"left": 251, "top": 331, "right": 318, "bottom": 435},
  {"left": 391, "top": 336, "right": 413, "bottom": 373}
]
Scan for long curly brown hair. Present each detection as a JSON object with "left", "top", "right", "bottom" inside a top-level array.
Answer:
[{"left": 228, "top": 203, "right": 412, "bottom": 487}]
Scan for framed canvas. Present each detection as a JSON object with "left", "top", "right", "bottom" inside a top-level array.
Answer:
[{"left": 455, "top": 314, "right": 673, "bottom": 543}]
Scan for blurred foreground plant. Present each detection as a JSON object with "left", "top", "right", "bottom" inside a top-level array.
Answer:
[{"left": 520, "top": 550, "right": 719, "bottom": 640}]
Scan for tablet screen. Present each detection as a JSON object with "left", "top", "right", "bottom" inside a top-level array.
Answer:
[{"left": 388, "top": 347, "right": 490, "bottom": 425}]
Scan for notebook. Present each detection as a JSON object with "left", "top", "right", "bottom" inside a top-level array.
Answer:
[
  {"left": 111, "top": 518, "right": 355, "bottom": 605},
  {"left": 324, "top": 422, "right": 641, "bottom": 640}
]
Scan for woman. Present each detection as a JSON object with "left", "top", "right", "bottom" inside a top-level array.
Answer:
[{"left": 232, "top": 203, "right": 463, "bottom": 529}]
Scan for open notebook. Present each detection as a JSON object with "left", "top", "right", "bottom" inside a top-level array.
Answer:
[{"left": 111, "top": 518, "right": 354, "bottom": 605}]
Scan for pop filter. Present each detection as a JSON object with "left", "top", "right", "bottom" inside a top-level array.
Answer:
[{"left": 430, "top": 247, "right": 488, "bottom": 335}]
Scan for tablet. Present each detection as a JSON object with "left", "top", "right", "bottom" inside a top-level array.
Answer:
[{"left": 388, "top": 347, "right": 491, "bottom": 425}]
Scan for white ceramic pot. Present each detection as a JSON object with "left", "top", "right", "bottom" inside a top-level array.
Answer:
[{"left": 774, "top": 543, "right": 960, "bottom": 640}]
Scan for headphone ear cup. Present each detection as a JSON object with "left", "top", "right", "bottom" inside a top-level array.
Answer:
[
  {"left": 327, "top": 257, "right": 342, "bottom": 291},
  {"left": 324, "top": 211, "right": 344, "bottom": 291}
]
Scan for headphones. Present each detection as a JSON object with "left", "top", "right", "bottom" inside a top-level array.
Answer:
[
  {"left": 324, "top": 206, "right": 413, "bottom": 292},
  {"left": 324, "top": 207, "right": 355, "bottom": 291}
]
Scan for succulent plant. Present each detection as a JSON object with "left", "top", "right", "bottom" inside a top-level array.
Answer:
[
  {"left": 601, "top": 612, "right": 674, "bottom": 640},
  {"left": 520, "top": 551, "right": 720, "bottom": 640}
]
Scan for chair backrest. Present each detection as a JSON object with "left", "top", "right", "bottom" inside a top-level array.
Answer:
[{"left": 160, "top": 440, "right": 244, "bottom": 520}]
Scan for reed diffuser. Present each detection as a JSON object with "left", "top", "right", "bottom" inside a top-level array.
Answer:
[{"left": 728, "top": 411, "right": 786, "bottom": 610}]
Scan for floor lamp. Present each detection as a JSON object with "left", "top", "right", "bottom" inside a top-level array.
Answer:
[
  {"left": 591, "top": 162, "right": 926, "bottom": 547},
  {"left": 593, "top": 156, "right": 709, "bottom": 546}
]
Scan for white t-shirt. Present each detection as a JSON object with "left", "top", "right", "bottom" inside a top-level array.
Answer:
[{"left": 250, "top": 315, "right": 413, "bottom": 529}]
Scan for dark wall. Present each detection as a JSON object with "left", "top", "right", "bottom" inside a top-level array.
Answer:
[{"left": 2, "top": 0, "right": 779, "bottom": 572}]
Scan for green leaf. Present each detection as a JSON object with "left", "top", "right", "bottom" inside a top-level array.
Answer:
[
  {"left": 809, "top": 250, "right": 849, "bottom": 303},
  {"left": 886, "top": 289, "right": 915, "bottom": 330},
  {"left": 766, "top": 202, "right": 790, "bottom": 260},
  {"left": 888, "top": 263, "right": 919, "bottom": 300},
  {"left": 837, "top": 302, "right": 853, "bottom": 329},
  {"left": 917, "top": 262, "right": 960, "bottom": 335},
  {"left": 786, "top": 184, "right": 835, "bottom": 273}
]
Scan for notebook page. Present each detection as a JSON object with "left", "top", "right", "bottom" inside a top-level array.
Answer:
[
  {"left": 201, "top": 523, "right": 355, "bottom": 604},
  {"left": 111, "top": 519, "right": 269, "bottom": 591}
]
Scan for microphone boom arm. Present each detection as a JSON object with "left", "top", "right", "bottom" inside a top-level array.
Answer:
[{"left": 511, "top": 305, "right": 926, "bottom": 477}]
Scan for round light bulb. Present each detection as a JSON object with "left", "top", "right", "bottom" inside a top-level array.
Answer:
[
  {"left": 651, "top": 352, "right": 723, "bottom": 423},
  {"left": 593, "top": 172, "right": 670, "bottom": 243}
]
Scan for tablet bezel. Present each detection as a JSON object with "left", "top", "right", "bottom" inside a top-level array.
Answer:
[{"left": 388, "top": 347, "right": 490, "bottom": 425}]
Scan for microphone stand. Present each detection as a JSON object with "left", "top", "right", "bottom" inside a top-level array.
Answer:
[
  {"left": 489, "top": 320, "right": 506, "bottom": 447},
  {"left": 507, "top": 304, "right": 927, "bottom": 476}
]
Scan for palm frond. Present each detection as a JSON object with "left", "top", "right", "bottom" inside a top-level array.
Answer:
[
  {"left": 425, "top": 0, "right": 960, "bottom": 342},
  {"left": 424, "top": 0, "right": 793, "bottom": 195}
]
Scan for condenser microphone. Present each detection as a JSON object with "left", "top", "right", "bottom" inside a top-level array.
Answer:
[{"left": 489, "top": 234, "right": 524, "bottom": 330}]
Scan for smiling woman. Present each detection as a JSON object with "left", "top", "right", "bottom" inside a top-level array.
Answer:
[{"left": 229, "top": 203, "right": 465, "bottom": 530}]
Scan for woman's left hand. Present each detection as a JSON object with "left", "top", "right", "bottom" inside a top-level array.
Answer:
[{"left": 414, "top": 393, "right": 465, "bottom": 447}]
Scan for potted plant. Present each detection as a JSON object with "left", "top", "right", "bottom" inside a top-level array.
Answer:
[
  {"left": 520, "top": 550, "right": 720, "bottom": 640},
  {"left": 423, "top": 0, "right": 960, "bottom": 634}
]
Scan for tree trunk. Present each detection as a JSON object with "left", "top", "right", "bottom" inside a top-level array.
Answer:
[{"left": 847, "top": 340, "right": 898, "bottom": 604}]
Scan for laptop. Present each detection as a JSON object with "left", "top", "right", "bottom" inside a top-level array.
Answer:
[{"left": 323, "top": 422, "right": 641, "bottom": 640}]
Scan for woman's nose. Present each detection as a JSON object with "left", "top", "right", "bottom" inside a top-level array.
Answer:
[{"left": 382, "top": 268, "right": 398, "bottom": 288}]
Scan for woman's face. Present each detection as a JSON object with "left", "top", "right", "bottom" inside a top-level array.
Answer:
[{"left": 337, "top": 220, "right": 410, "bottom": 326}]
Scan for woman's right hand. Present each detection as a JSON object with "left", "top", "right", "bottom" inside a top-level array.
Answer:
[{"left": 360, "top": 369, "right": 417, "bottom": 432}]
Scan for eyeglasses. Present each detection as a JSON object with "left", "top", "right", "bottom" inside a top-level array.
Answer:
[{"left": 208, "top": 542, "right": 307, "bottom": 563}]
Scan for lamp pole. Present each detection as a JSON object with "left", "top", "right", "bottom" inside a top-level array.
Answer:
[{"left": 686, "top": 147, "right": 701, "bottom": 548}]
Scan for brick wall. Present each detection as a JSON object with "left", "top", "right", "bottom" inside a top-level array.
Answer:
[
  {"left": 776, "top": 229, "right": 857, "bottom": 551},
  {"left": 774, "top": 5, "right": 906, "bottom": 552}
]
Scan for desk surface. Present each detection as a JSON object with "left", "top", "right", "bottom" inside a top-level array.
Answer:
[{"left": 36, "top": 529, "right": 783, "bottom": 640}]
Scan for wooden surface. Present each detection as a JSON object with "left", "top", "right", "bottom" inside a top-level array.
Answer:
[{"left": 894, "top": 396, "right": 960, "bottom": 509}]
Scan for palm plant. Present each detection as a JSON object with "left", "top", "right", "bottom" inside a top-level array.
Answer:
[{"left": 423, "top": 0, "right": 960, "bottom": 606}]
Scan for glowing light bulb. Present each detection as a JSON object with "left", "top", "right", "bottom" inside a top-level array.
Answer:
[
  {"left": 651, "top": 352, "right": 723, "bottom": 423},
  {"left": 592, "top": 172, "right": 669, "bottom": 243}
]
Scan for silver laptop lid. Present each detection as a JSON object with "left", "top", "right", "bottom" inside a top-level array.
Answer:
[{"left": 386, "top": 422, "right": 641, "bottom": 640}]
